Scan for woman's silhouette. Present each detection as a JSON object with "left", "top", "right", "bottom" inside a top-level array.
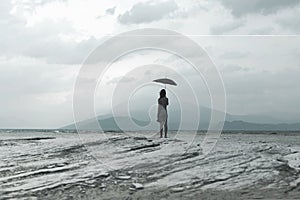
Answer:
[{"left": 157, "top": 89, "right": 169, "bottom": 138}]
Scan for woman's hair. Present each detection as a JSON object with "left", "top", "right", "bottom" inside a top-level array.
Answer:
[{"left": 159, "top": 89, "right": 166, "bottom": 98}]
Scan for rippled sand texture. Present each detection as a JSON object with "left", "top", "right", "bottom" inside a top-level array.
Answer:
[{"left": 0, "top": 131, "right": 300, "bottom": 199}]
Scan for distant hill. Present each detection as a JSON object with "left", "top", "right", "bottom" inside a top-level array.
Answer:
[
  {"left": 61, "top": 105, "right": 300, "bottom": 131},
  {"left": 61, "top": 116, "right": 300, "bottom": 132},
  {"left": 62, "top": 116, "right": 147, "bottom": 132},
  {"left": 223, "top": 120, "right": 300, "bottom": 131}
]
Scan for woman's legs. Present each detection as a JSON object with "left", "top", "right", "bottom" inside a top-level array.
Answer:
[
  {"left": 160, "top": 122, "right": 163, "bottom": 138},
  {"left": 164, "top": 119, "right": 168, "bottom": 138},
  {"left": 159, "top": 116, "right": 168, "bottom": 138}
]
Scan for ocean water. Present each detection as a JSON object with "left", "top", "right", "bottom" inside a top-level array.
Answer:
[{"left": 0, "top": 130, "right": 300, "bottom": 199}]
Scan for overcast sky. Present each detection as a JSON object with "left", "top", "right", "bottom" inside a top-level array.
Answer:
[{"left": 1, "top": 0, "right": 300, "bottom": 128}]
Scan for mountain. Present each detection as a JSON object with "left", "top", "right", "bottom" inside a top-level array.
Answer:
[
  {"left": 61, "top": 106, "right": 300, "bottom": 131},
  {"left": 62, "top": 116, "right": 148, "bottom": 132},
  {"left": 223, "top": 121, "right": 300, "bottom": 131},
  {"left": 225, "top": 113, "right": 298, "bottom": 124}
]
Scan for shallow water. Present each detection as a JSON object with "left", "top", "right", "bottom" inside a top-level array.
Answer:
[{"left": 0, "top": 130, "right": 300, "bottom": 199}]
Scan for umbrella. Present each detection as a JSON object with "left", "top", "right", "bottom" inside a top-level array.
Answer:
[{"left": 153, "top": 78, "right": 177, "bottom": 89}]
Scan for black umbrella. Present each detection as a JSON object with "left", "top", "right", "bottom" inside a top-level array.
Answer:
[{"left": 153, "top": 78, "right": 177, "bottom": 89}]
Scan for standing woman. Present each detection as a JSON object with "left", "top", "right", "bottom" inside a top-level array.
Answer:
[{"left": 157, "top": 89, "right": 169, "bottom": 138}]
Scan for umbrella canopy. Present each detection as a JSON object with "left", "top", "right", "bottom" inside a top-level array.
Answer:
[{"left": 153, "top": 78, "right": 177, "bottom": 86}]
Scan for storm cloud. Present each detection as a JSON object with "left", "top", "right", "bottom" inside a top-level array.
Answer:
[
  {"left": 218, "top": 0, "right": 300, "bottom": 16},
  {"left": 1, "top": 0, "right": 300, "bottom": 128},
  {"left": 118, "top": 0, "right": 178, "bottom": 24}
]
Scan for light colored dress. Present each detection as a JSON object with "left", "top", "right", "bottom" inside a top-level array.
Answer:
[{"left": 157, "top": 97, "right": 168, "bottom": 124}]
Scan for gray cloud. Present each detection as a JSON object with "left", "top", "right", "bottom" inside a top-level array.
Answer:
[
  {"left": 1, "top": 0, "right": 300, "bottom": 128},
  {"left": 107, "top": 76, "right": 136, "bottom": 85},
  {"left": 278, "top": 20, "right": 300, "bottom": 32},
  {"left": 220, "top": 64, "right": 249, "bottom": 73},
  {"left": 223, "top": 67, "right": 300, "bottom": 117},
  {"left": 248, "top": 27, "right": 275, "bottom": 35},
  {"left": 0, "top": 0, "right": 100, "bottom": 65},
  {"left": 219, "top": 51, "right": 249, "bottom": 60},
  {"left": 1, "top": 20, "right": 99, "bottom": 64},
  {"left": 0, "top": 0, "right": 11, "bottom": 18},
  {"left": 118, "top": 0, "right": 178, "bottom": 24},
  {"left": 218, "top": 0, "right": 300, "bottom": 16},
  {"left": 210, "top": 20, "right": 244, "bottom": 34},
  {"left": 0, "top": 59, "right": 77, "bottom": 128},
  {"left": 13, "top": 0, "right": 68, "bottom": 13},
  {"left": 106, "top": 6, "right": 116, "bottom": 15},
  {"left": 276, "top": 7, "right": 300, "bottom": 33}
]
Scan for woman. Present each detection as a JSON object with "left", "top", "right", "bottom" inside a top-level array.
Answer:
[{"left": 157, "top": 89, "right": 169, "bottom": 138}]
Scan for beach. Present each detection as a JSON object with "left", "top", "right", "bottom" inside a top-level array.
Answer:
[{"left": 1, "top": 130, "right": 300, "bottom": 199}]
